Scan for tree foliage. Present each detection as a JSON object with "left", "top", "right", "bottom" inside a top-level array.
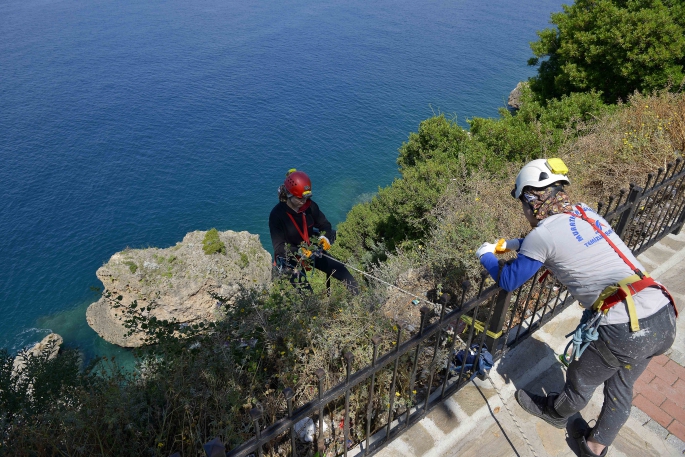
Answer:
[
  {"left": 333, "top": 89, "right": 610, "bottom": 265},
  {"left": 528, "top": 0, "right": 685, "bottom": 103}
]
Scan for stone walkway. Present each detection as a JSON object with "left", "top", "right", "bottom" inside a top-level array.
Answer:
[{"left": 366, "top": 230, "right": 685, "bottom": 457}]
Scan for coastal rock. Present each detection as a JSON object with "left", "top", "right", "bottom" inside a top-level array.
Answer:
[
  {"left": 12, "top": 333, "right": 63, "bottom": 376},
  {"left": 507, "top": 81, "right": 527, "bottom": 111},
  {"left": 86, "top": 230, "right": 272, "bottom": 347}
]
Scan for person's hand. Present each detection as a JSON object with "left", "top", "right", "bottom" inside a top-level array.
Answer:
[
  {"left": 476, "top": 242, "right": 497, "bottom": 259},
  {"left": 495, "top": 238, "right": 521, "bottom": 253},
  {"left": 318, "top": 236, "right": 331, "bottom": 250},
  {"left": 299, "top": 247, "right": 313, "bottom": 258}
]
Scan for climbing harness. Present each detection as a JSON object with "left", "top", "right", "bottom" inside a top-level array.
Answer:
[
  {"left": 565, "top": 205, "right": 677, "bottom": 332},
  {"left": 286, "top": 212, "right": 309, "bottom": 244},
  {"left": 282, "top": 212, "right": 319, "bottom": 275},
  {"left": 559, "top": 205, "right": 678, "bottom": 365}
]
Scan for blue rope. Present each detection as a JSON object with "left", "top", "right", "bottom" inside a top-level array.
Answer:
[{"left": 561, "top": 310, "right": 601, "bottom": 367}]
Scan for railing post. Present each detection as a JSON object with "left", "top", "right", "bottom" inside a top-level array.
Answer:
[
  {"left": 614, "top": 184, "right": 642, "bottom": 238},
  {"left": 315, "top": 368, "right": 326, "bottom": 456},
  {"left": 485, "top": 288, "right": 512, "bottom": 355},
  {"left": 674, "top": 196, "right": 685, "bottom": 235},
  {"left": 343, "top": 352, "right": 353, "bottom": 457},
  {"left": 284, "top": 388, "right": 296, "bottom": 457},
  {"left": 365, "top": 336, "right": 381, "bottom": 456},
  {"left": 250, "top": 407, "right": 264, "bottom": 457}
]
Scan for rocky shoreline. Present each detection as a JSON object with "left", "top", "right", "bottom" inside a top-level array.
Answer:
[{"left": 86, "top": 230, "right": 272, "bottom": 347}]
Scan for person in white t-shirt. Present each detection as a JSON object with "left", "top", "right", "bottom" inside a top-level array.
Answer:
[{"left": 476, "top": 158, "right": 677, "bottom": 457}]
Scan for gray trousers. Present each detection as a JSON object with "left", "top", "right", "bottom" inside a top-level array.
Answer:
[{"left": 553, "top": 303, "right": 677, "bottom": 446}]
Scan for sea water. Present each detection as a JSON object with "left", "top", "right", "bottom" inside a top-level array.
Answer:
[{"left": 0, "top": 0, "right": 566, "bottom": 361}]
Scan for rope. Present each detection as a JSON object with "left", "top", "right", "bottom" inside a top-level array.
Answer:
[
  {"left": 560, "top": 310, "right": 601, "bottom": 366},
  {"left": 321, "top": 252, "right": 441, "bottom": 308},
  {"left": 486, "top": 372, "right": 539, "bottom": 457},
  {"left": 320, "top": 252, "right": 538, "bottom": 456}
]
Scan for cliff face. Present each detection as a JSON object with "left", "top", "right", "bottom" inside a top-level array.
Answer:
[{"left": 86, "top": 230, "right": 272, "bottom": 347}]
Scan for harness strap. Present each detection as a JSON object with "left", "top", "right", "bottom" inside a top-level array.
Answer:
[
  {"left": 286, "top": 212, "right": 310, "bottom": 245},
  {"left": 567, "top": 205, "right": 678, "bottom": 331},
  {"left": 572, "top": 206, "right": 641, "bottom": 274}
]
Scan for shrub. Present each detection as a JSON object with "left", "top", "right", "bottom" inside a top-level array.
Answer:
[
  {"left": 528, "top": 0, "right": 685, "bottom": 103},
  {"left": 202, "top": 228, "right": 226, "bottom": 255},
  {"left": 334, "top": 90, "right": 611, "bottom": 265}
]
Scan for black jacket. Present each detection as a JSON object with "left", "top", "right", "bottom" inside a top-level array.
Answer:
[{"left": 269, "top": 201, "right": 335, "bottom": 259}]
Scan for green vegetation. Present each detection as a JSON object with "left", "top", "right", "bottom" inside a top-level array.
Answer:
[
  {"left": 528, "top": 0, "right": 685, "bottom": 103},
  {"left": 0, "top": 280, "right": 397, "bottom": 456},
  {"left": 232, "top": 245, "right": 250, "bottom": 268},
  {"left": 332, "top": 87, "right": 612, "bottom": 266},
  {"left": 239, "top": 252, "right": 249, "bottom": 268},
  {"left": 334, "top": 90, "right": 683, "bottom": 292},
  {"left": 202, "top": 228, "right": 226, "bottom": 255},
  {"left": 124, "top": 260, "right": 138, "bottom": 274},
  {"left": 3, "top": 4, "right": 685, "bottom": 454}
]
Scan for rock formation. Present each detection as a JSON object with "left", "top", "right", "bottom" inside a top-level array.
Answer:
[
  {"left": 86, "top": 230, "right": 272, "bottom": 347},
  {"left": 12, "top": 333, "right": 63, "bottom": 377},
  {"left": 507, "top": 81, "right": 527, "bottom": 111}
]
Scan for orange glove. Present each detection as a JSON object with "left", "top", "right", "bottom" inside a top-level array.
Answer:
[
  {"left": 318, "top": 236, "right": 331, "bottom": 250},
  {"left": 495, "top": 238, "right": 521, "bottom": 253}
]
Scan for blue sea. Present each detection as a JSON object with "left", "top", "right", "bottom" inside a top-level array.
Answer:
[{"left": 1, "top": 0, "right": 566, "bottom": 361}]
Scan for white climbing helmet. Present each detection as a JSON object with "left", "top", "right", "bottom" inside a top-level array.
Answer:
[{"left": 511, "top": 158, "right": 570, "bottom": 199}]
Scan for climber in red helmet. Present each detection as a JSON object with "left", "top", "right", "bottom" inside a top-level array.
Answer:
[{"left": 269, "top": 169, "right": 359, "bottom": 294}]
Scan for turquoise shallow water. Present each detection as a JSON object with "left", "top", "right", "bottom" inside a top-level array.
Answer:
[{"left": 0, "top": 0, "right": 565, "bottom": 360}]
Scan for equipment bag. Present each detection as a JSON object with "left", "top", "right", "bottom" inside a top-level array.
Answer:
[{"left": 451, "top": 344, "right": 494, "bottom": 379}]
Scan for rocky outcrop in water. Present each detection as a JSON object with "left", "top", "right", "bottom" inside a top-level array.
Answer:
[
  {"left": 86, "top": 230, "right": 272, "bottom": 347},
  {"left": 12, "top": 333, "right": 63, "bottom": 377},
  {"left": 508, "top": 81, "right": 526, "bottom": 111}
]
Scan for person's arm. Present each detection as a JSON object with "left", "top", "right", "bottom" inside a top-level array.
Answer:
[
  {"left": 269, "top": 208, "right": 288, "bottom": 260},
  {"left": 479, "top": 253, "right": 543, "bottom": 292},
  {"left": 310, "top": 202, "right": 335, "bottom": 243}
]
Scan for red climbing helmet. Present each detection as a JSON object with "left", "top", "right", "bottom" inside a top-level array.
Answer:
[{"left": 284, "top": 169, "right": 312, "bottom": 199}]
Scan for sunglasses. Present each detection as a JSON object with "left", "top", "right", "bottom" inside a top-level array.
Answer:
[{"left": 291, "top": 193, "right": 311, "bottom": 200}]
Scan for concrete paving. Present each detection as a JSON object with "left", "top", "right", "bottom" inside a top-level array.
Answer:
[{"left": 372, "top": 230, "right": 685, "bottom": 457}]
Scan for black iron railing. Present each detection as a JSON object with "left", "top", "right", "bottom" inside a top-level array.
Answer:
[
  {"left": 598, "top": 158, "right": 685, "bottom": 255},
  {"left": 212, "top": 157, "right": 685, "bottom": 457}
]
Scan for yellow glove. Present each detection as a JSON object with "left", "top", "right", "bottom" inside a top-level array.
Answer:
[
  {"left": 299, "top": 247, "right": 313, "bottom": 258},
  {"left": 495, "top": 238, "right": 521, "bottom": 253},
  {"left": 318, "top": 236, "right": 331, "bottom": 250},
  {"left": 495, "top": 239, "right": 508, "bottom": 253}
]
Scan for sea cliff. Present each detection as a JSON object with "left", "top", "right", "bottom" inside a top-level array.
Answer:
[{"left": 86, "top": 230, "right": 272, "bottom": 347}]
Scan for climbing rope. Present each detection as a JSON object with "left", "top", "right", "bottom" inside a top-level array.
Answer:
[
  {"left": 319, "top": 252, "right": 538, "bottom": 456},
  {"left": 560, "top": 309, "right": 601, "bottom": 367},
  {"left": 485, "top": 372, "right": 539, "bottom": 457},
  {"left": 320, "top": 252, "right": 439, "bottom": 307}
]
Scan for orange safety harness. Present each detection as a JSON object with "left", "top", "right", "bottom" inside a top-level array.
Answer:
[
  {"left": 567, "top": 205, "right": 678, "bottom": 331},
  {"left": 286, "top": 212, "right": 310, "bottom": 245},
  {"left": 285, "top": 212, "right": 316, "bottom": 269}
]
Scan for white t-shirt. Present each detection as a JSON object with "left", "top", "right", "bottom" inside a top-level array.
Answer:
[{"left": 519, "top": 204, "right": 669, "bottom": 325}]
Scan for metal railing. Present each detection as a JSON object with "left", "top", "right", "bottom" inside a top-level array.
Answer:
[{"left": 214, "top": 157, "right": 685, "bottom": 457}]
